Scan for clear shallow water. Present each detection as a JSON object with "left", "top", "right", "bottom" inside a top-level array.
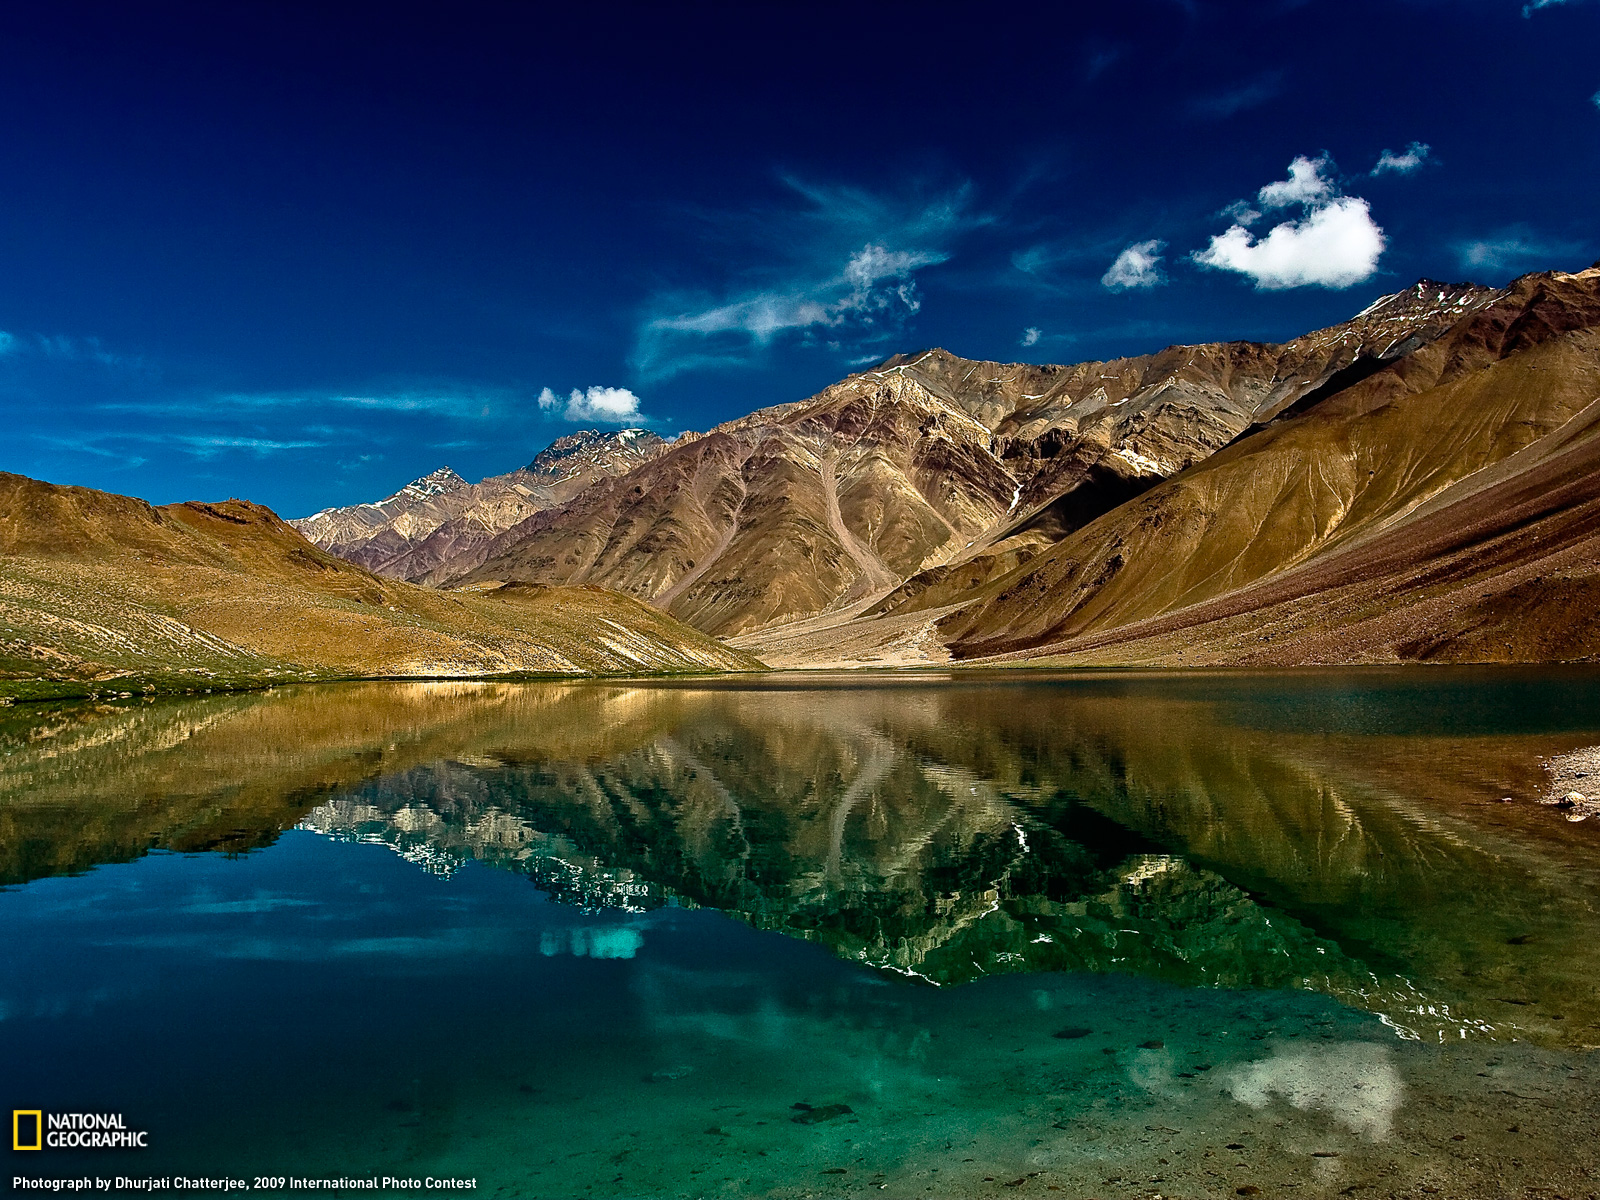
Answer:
[{"left": 3, "top": 669, "right": 1599, "bottom": 1198}]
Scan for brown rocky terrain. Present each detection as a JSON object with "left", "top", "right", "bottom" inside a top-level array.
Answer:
[
  {"left": 0, "top": 471, "right": 759, "bottom": 699},
  {"left": 927, "top": 265, "right": 1600, "bottom": 666},
  {"left": 442, "top": 281, "right": 1495, "bottom": 637},
  {"left": 290, "top": 428, "right": 667, "bottom": 580}
]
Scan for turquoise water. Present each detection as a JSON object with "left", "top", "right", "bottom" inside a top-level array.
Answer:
[{"left": 3, "top": 670, "right": 1599, "bottom": 1198}]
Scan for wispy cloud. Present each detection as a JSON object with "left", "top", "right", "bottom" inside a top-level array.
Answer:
[
  {"left": 1081, "top": 40, "right": 1123, "bottom": 82},
  {"left": 31, "top": 431, "right": 324, "bottom": 463},
  {"left": 171, "top": 435, "right": 326, "bottom": 457},
  {"left": 1187, "top": 72, "right": 1285, "bottom": 120},
  {"left": 1101, "top": 240, "right": 1168, "bottom": 290},
  {"left": 94, "top": 387, "right": 516, "bottom": 423},
  {"left": 1020, "top": 327, "right": 1041, "bottom": 347},
  {"left": 1371, "top": 141, "right": 1431, "bottom": 176},
  {"left": 1523, "top": 0, "right": 1584, "bottom": 15},
  {"left": 1193, "top": 155, "right": 1385, "bottom": 289},
  {"left": 1455, "top": 228, "right": 1586, "bottom": 273},
  {"left": 632, "top": 178, "right": 979, "bottom": 381},
  {"left": 1012, "top": 245, "right": 1064, "bottom": 276},
  {"left": 0, "top": 331, "right": 148, "bottom": 370},
  {"left": 537, "top": 385, "right": 648, "bottom": 424},
  {"left": 227, "top": 389, "right": 506, "bottom": 418}
]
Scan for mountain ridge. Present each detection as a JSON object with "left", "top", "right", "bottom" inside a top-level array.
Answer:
[
  {"left": 288, "top": 427, "right": 669, "bottom": 580},
  {"left": 0, "top": 469, "right": 759, "bottom": 700},
  {"left": 430, "top": 277, "right": 1500, "bottom": 638}
]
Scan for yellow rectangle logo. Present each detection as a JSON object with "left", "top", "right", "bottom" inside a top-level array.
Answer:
[{"left": 13, "top": 1110, "right": 42, "bottom": 1151}]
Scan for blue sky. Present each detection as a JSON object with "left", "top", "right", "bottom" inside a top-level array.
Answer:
[{"left": 1, "top": 0, "right": 1596, "bottom": 516}]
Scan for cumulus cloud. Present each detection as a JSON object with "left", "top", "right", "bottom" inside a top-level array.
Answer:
[
  {"left": 1371, "top": 141, "right": 1431, "bottom": 175},
  {"left": 1192, "top": 155, "right": 1386, "bottom": 289},
  {"left": 1020, "top": 326, "right": 1041, "bottom": 347},
  {"left": 1258, "top": 154, "right": 1336, "bottom": 208},
  {"left": 632, "top": 179, "right": 974, "bottom": 380},
  {"left": 1101, "top": 240, "right": 1168, "bottom": 290},
  {"left": 537, "top": 385, "right": 646, "bottom": 424}
]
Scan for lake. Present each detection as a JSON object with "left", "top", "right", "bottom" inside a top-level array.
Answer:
[{"left": 3, "top": 669, "right": 1599, "bottom": 1198}]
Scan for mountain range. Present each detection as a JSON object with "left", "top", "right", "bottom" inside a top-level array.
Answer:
[
  {"left": 0, "top": 470, "right": 755, "bottom": 701},
  {"left": 288, "top": 428, "right": 667, "bottom": 580},
  {"left": 300, "top": 263, "right": 1600, "bottom": 668},
  {"left": 6, "top": 261, "right": 1597, "bottom": 696}
]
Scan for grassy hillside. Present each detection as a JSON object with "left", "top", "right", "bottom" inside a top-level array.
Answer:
[{"left": 0, "top": 473, "right": 761, "bottom": 700}]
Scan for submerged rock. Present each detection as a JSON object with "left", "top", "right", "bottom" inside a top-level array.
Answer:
[
  {"left": 645, "top": 1066, "right": 694, "bottom": 1083},
  {"left": 791, "top": 1104, "right": 854, "bottom": 1125}
]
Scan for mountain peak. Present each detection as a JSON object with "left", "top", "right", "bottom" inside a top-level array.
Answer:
[
  {"left": 397, "top": 467, "right": 469, "bottom": 502},
  {"left": 526, "top": 427, "right": 665, "bottom": 475}
]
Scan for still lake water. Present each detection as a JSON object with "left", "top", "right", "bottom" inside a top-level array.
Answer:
[{"left": 3, "top": 670, "right": 1599, "bottom": 1199}]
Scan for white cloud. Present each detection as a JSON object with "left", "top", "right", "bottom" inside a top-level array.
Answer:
[
  {"left": 1524, "top": 0, "right": 1578, "bottom": 15},
  {"left": 1593, "top": 88, "right": 1600, "bottom": 109},
  {"left": 1258, "top": 154, "right": 1336, "bottom": 208},
  {"left": 538, "top": 385, "right": 646, "bottom": 424},
  {"left": 633, "top": 179, "right": 975, "bottom": 380},
  {"left": 1371, "top": 141, "right": 1431, "bottom": 175},
  {"left": 1020, "top": 327, "right": 1041, "bottom": 347},
  {"left": 1101, "top": 240, "right": 1168, "bottom": 290},
  {"left": 1193, "top": 155, "right": 1386, "bottom": 290},
  {"left": 1222, "top": 200, "right": 1262, "bottom": 226}
]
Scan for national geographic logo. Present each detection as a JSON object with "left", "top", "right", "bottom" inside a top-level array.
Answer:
[
  {"left": 12, "top": 1112, "right": 147, "bottom": 1150},
  {"left": 12, "top": 1112, "right": 40, "bottom": 1152}
]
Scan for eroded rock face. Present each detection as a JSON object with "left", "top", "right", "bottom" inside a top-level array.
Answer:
[{"left": 439, "top": 281, "right": 1497, "bottom": 636}]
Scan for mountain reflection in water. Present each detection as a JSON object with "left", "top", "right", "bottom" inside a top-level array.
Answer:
[{"left": 4, "top": 670, "right": 1599, "bottom": 1047}]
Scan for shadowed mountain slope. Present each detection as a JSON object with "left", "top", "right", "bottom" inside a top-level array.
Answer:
[
  {"left": 0, "top": 472, "right": 759, "bottom": 699},
  {"left": 932, "top": 266, "right": 1600, "bottom": 665},
  {"left": 445, "top": 282, "right": 1493, "bottom": 636}
]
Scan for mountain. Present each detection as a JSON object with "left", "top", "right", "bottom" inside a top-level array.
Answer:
[
  {"left": 288, "top": 428, "right": 667, "bottom": 580},
  {"left": 928, "top": 264, "right": 1600, "bottom": 666},
  {"left": 0, "top": 471, "right": 759, "bottom": 700},
  {"left": 435, "top": 279, "right": 1497, "bottom": 637}
]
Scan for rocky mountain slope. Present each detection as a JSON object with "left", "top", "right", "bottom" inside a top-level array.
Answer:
[
  {"left": 0, "top": 471, "right": 759, "bottom": 700},
  {"left": 289, "top": 428, "right": 667, "bottom": 580},
  {"left": 442, "top": 280, "right": 1496, "bottom": 636},
  {"left": 928, "top": 264, "right": 1600, "bottom": 666}
]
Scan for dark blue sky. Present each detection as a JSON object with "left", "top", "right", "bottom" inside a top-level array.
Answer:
[{"left": 1, "top": 0, "right": 1596, "bottom": 516}]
